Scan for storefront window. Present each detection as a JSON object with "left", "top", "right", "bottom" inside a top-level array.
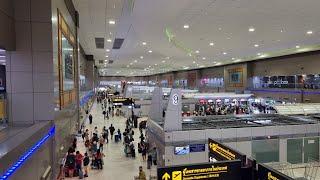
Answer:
[
  {"left": 251, "top": 74, "right": 320, "bottom": 89},
  {"left": 200, "top": 77, "right": 224, "bottom": 88}
]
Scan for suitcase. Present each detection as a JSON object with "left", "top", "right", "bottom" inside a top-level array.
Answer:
[
  {"left": 115, "top": 135, "right": 119, "bottom": 142},
  {"left": 79, "top": 169, "right": 84, "bottom": 179}
]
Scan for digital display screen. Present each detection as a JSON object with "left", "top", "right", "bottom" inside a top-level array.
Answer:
[{"left": 174, "top": 146, "right": 190, "bottom": 155}]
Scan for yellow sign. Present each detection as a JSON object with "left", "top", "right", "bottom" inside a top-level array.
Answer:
[
  {"left": 162, "top": 172, "right": 170, "bottom": 180},
  {"left": 209, "top": 142, "right": 236, "bottom": 160},
  {"left": 172, "top": 171, "right": 182, "bottom": 180},
  {"left": 268, "top": 172, "right": 279, "bottom": 180}
]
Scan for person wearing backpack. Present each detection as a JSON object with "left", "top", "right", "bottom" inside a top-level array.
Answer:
[
  {"left": 65, "top": 151, "right": 76, "bottom": 177},
  {"left": 83, "top": 153, "right": 90, "bottom": 178}
]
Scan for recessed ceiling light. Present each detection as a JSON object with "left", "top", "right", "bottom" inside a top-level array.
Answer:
[
  {"left": 130, "top": 63, "right": 133, "bottom": 65},
  {"left": 142, "top": 42, "right": 147, "bottom": 45},
  {"left": 148, "top": 65, "right": 151, "bottom": 68},
  {"left": 126, "top": 65, "right": 130, "bottom": 68},
  {"left": 199, "top": 65, "right": 205, "bottom": 68},
  {"left": 104, "top": 60, "right": 108, "bottom": 62},
  {"left": 254, "top": 44, "right": 259, "bottom": 47},
  {"left": 183, "top": 24, "right": 189, "bottom": 29},
  {"left": 213, "top": 61, "right": 217, "bottom": 64},
  {"left": 295, "top": 45, "right": 300, "bottom": 49},
  {"left": 109, "top": 20, "right": 116, "bottom": 25},
  {"left": 106, "top": 49, "right": 110, "bottom": 52},
  {"left": 148, "top": 50, "right": 152, "bottom": 53},
  {"left": 105, "top": 55, "right": 109, "bottom": 58},
  {"left": 107, "top": 39, "right": 112, "bottom": 42},
  {"left": 307, "top": 31, "right": 313, "bottom": 35},
  {"left": 140, "top": 56, "right": 144, "bottom": 59},
  {"left": 193, "top": 61, "right": 196, "bottom": 64},
  {"left": 257, "top": 53, "right": 262, "bottom": 56},
  {"left": 162, "top": 60, "right": 165, "bottom": 63},
  {"left": 209, "top": 42, "right": 214, "bottom": 46},
  {"left": 223, "top": 52, "right": 227, "bottom": 55},
  {"left": 195, "top": 50, "right": 200, "bottom": 54},
  {"left": 116, "top": 71, "right": 120, "bottom": 74},
  {"left": 154, "top": 64, "right": 157, "bottom": 66},
  {"left": 134, "top": 60, "right": 138, "bottom": 63},
  {"left": 218, "top": 27, "right": 222, "bottom": 31},
  {"left": 232, "top": 58, "right": 235, "bottom": 60},
  {"left": 249, "top": 27, "right": 255, "bottom": 32},
  {"left": 202, "top": 57, "right": 206, "bottom": 60}
]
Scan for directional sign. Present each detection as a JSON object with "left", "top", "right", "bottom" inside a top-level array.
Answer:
[
  {"left": 157, "top": 160, "right": 241, "bottom": 180},
  {"left": 208, "top": 138, "right": 247, "bottom": 167},
  {"left": 162, "top": 172, "right": 171, "bottom": 180}
]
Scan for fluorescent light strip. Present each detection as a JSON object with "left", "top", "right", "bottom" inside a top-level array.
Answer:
[{"left": 0, "top": 126, "right": 55, "bottom": 180}]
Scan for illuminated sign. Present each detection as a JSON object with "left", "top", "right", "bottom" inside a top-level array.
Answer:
[
  {"left": 157, "top": 160, "right": 241, "bottom": 180},
  {"left": 172, "top": 94, "right": 179, "bottom": 105},
  {"left": 112, "top": 98, "right": 133, "bottom": 105},
  {"left": 257, "top": 164, "right": 294, "bottom": 180},
  {"left": 208, "top": 139, "right": 246, "bottom": 166}
]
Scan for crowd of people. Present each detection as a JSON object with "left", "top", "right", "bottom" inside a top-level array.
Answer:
[{"left": 57, "top": 90, "right": 156, "bottom": 180}]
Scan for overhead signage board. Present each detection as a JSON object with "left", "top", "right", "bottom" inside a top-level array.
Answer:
[
  {"left": 112, "top": 98, "right": 133, "bottom": 105},
  {"left": 257, "top": 164, "right": 294, "bottom": 180},
  {"left": 157, "top": 160, "right": 241, "bottom": 180},
  {"left": 208, "top": 138, "right": 246, "bottom": 166}
]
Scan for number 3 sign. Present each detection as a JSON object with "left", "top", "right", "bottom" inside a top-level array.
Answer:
[{"left": 172, "top": 94, "right": 179, "bottom": 105}]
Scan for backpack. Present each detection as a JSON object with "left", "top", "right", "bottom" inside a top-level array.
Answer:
[{"left": 83, "top": 156, "right": 90, "bottom": 166}]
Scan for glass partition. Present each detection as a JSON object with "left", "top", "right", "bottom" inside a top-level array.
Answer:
[
  {"left": 252, "top": 139, "right": 279, "bottom": 163},
  {"left": 287, "top": 138, "right": 303, "bottom": 164}
]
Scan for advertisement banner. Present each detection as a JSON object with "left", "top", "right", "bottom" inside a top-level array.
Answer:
[
  {"left": 208, "top": 138, "right": 247, "bottom": 166},
  {"left": 257, "top": 164, "right": 294, "bottom": 180},
  {"left": 157, "top": 160, "right": 241, "bottom": 180}
]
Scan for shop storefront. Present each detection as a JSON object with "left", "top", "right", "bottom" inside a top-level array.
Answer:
[{"left": 252, "top": 74, "right": 320, "bottom": 89}]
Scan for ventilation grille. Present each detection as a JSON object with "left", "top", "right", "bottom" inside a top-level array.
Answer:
[
  {"left": 95, "top": 37, "right": 104, "bottom": 49},
  {"left": 99, "top": 60, "right": 104, "bottom": 64},
  {"left": 108, "top": 60, "right": 114, "bottom": 64},
  {"left": 112, "top": 38, "right": 124, "bottom": 49}
]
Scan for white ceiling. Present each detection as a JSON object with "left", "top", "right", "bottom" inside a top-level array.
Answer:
[{"left": 73, "top": 0, "right": 320, "bottom": 76}]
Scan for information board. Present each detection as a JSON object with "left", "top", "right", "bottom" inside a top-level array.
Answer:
[
  {"left": 208, "top": 138, "right": 246, "bottom": 166},
  {"left": 157, "top": 160, "right": 241, "bottom": 180}
]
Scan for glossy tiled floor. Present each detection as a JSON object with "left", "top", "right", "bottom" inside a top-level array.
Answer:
[{"left": 71, "top": 101, "right": 157, "bottom": 180}]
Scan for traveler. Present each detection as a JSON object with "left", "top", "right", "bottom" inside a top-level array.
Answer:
[
  {"left": 103, "top": 126, "right": 109, "bottom": 143},
  {"left": 93, "top": 127, "right": 98, "bottom": 136},
  {"left": 117, "top": 129, "right": 122, "bottom": 140},
  {"left": 95, "top": 149, "right": 104, "bottom": 169},
  {"left": 65, "top": 151, "right": 76, "bottom": 177},
  {"left": 89, "top": 114, "right": 93, "bottom": 124},
  {"left": 147, "top": 154, "right": 152, "bottom": 169},
  {"left": 75, "top": 151, "right": 83, "bottom": 174},
  {"left": 109, "top": 124, "right": 115, "bottom": 140},
  {"left": 99, "top": 134, "right": 105, "bottom": 151},
  {"left": 103, "top": 110, "right": 106, "bottom": 119},
  {"left": 83, "top": 153, "right": 90, "bottom": 177},
  {"left": 141, "top": 143, "right": 147, "bottom": 161},
  {"left": 137, "top": 166, "right": 146, "bottom": 180}
]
